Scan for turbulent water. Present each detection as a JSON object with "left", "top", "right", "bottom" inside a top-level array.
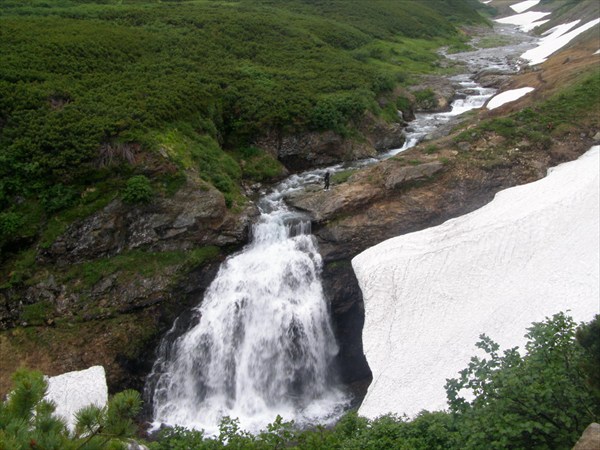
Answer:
[
  {"left": 146, "top": 24, "right": 534, "bottom": 435},
  {"left": 148, "top": 188, "right": 349, "bottom": 435}
]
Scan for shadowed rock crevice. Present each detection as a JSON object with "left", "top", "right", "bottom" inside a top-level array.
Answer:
[{"left": 322, "top": 260, "right": 372, "bottom": 403}]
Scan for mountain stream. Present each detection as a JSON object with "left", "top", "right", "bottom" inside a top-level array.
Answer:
[{"left": 145, "top": 24, "right": 535, "bottom": 435}]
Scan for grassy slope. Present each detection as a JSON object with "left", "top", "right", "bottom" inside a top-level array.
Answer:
[{"left": 0, "top": 0, "right": 486, "bottom": 267}]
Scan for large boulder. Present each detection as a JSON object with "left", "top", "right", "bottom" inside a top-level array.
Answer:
[
  {"left": 409, "top": 76, "right": 456, "bottom": 112},
  {"left": 572, "top": 423, "right": 600, "bottom": 450}
]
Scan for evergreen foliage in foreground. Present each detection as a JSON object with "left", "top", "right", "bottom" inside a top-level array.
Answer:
[
  {"left": 0, "top": 370, "right": 141, "bottom": 449},
  {"left": 2, "top": 313, "right": 597, "bottom": 449}
]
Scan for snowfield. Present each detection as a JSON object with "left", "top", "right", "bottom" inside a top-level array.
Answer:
[
  {"left": 520, "top": 18, "right": 600, "bottom": 65},
  {"left": 353, "top": 147, "right": 600, "bottom": 419},
  {"left": 486, "top": 87, "right": 534, "bottom": 109},
  {"left": 496, "top": 10, "right": 550, "bottom": 32},
  {"left": 45, "top": 366, "right": 108, "bottom": 432},
  {"left": 510, "top": 0, "right": 540, "bottom": 14}
]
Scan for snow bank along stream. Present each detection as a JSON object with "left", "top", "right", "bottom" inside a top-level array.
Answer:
[
  {"left": 353, "top": 147, "right": 600, "bottom": 419},
  {"left": 521, "top": 18, "right": 600, "bottom": 65},
  {"left": 487, "top": 86, "right": 534, "bottom": 109}
]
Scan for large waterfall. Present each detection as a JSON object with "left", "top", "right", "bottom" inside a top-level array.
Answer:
[
  {"left": 147, "top": 182, "right": 349, "bottom": 435},
  {"left": 145, "top": 24, "right": 530, "bottom": 433}
]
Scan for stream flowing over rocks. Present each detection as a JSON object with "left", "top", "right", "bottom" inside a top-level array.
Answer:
[
  {"left": 146, "top": 177, "right": 351, "bottom": 435},
  {"left": 144, "top": 22, "right": 547, "bottom": 433}
]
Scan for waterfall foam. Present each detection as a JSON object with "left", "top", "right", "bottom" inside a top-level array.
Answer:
[{"left": 148, "top": 202, "right": 348, "bottom": 435}]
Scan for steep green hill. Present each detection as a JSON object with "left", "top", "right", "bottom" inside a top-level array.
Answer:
[{"left": 0, "top": 0, "right": 486, "bottom": 263}]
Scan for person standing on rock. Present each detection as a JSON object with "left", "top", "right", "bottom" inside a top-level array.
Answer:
[{"left": 324, "top": 171, "right": 330, "bottom": 191}]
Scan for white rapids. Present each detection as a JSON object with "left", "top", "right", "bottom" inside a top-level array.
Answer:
[{"left": 148, "top": 187, "right": 349, "bottom": 435}]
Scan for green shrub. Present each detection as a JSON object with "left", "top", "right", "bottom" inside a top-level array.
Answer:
[
  {"left": 40, "top": 184, "right": 78, "bottom": 213},
  {"left": 20, "top": 301, "right": 54, "bottom": 325},
  {"left": 331, "top": 169, "right": 357, "bottom": 184},
  {"left": 234, "top": 146, "right": 286, "bottom": 182},
  {"left": 414, "top": 88, "right": 436, "bottom": 109},
  {"left": 122, "top": 175, "right": 153, "bottom": 204},
  {"left": 396, "top": 95, "right": 412, "bottom": 115},
  {"left": 0, "top": 211, "right": 22, "bottom": 240},
  {"left": 446, "top": 312, "right": 600, "bottom": 449},
  {"left": 424, "top": 144, "right": 438, "bottom": 154}
]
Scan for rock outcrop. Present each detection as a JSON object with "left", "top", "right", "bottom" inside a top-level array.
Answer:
[
  {"left": 255, "top": 112, "right": 406, "bottom": 171},
  {"left": 287, "top": 159, "right": 444, "bottom": 224},
  {"left": 40, "top": 183, "right": 258, "bottom": 266},
  {"left": 572, "top": 423, "right": 600, "bottom": 450},
  {"left": 409, "top": 75, "right": 456, "bottom": 112}
]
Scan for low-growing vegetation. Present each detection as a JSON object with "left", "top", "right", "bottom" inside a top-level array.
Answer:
[
  {"left": 0, "top": 0, "right": 488, "bottom": 264},
  {"left": 63, "top": 246, "right": 220, "bottom": 291},
  {"left": 2, "top": 313, "right": 597, "bottom": 449},
  {"left": 453, "top": 67, "right": 600, "bottom": 168}
]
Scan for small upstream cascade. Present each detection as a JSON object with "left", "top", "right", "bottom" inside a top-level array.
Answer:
[{"left": 148, "top": 185, "right": 349, "bottom": 435}]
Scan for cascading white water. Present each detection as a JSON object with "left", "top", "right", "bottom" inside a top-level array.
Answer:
[
  {"left": 147, "top": 24, "right": 535, "bottom": 434},
  {"left": 149, "top": 191, "right": 349, "bottom": 435}
]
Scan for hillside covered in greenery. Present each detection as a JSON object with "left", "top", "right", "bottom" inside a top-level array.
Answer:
[{"left": 0, "top": 0, "right": 487, "bottom": 266}]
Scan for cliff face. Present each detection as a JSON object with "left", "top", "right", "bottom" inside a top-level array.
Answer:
[
  {"left": 255, "top": 112, "right": 407, "bottom": 171},
  {"left": 0, "top": 181, "right": 257, "bottom": 395}
]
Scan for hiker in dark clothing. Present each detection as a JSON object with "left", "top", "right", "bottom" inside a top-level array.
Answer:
[{"left": 324, "top": 171, "right": 330, "bottom": 190}]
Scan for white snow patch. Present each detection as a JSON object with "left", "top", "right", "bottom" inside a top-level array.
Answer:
[
  {"left": 521, "top": 18, "right": 600, "bottom": 65},
  {"left": 496, "top": 11, "right": 551, "bottom": 32},
  {"left": 510, "top": 0, "right": 540, "bottom": 14},
  {"left": 45, "top": 366, "right": 108, "bottom": 432},
  {"left": 486, "top": 86, "right": 534, "bottom": 109},
  {"left": 541, "top": 20, "right": 580, "bottom": 38},
  {"left": 353, "top": 147, "right": 600, "bottom": 420}
]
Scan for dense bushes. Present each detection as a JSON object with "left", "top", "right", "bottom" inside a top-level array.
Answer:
[
  {"left": 446, "top": 313, "right": 600, "bottom": 449},
  {"left": 0, "top": 0, "right": 482, "bottom": 189},
  {"left": 0, "top": 0, "right": 487, "bottom": 261},
  {"left": 0, "top": 0, "right": 493, "bottom": 277},
  {"left": 122, "top": 175, "right": 153, "bottom": 204},
  {"left": 2, "top": 314, "right": 597, "bottom": 448}
]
